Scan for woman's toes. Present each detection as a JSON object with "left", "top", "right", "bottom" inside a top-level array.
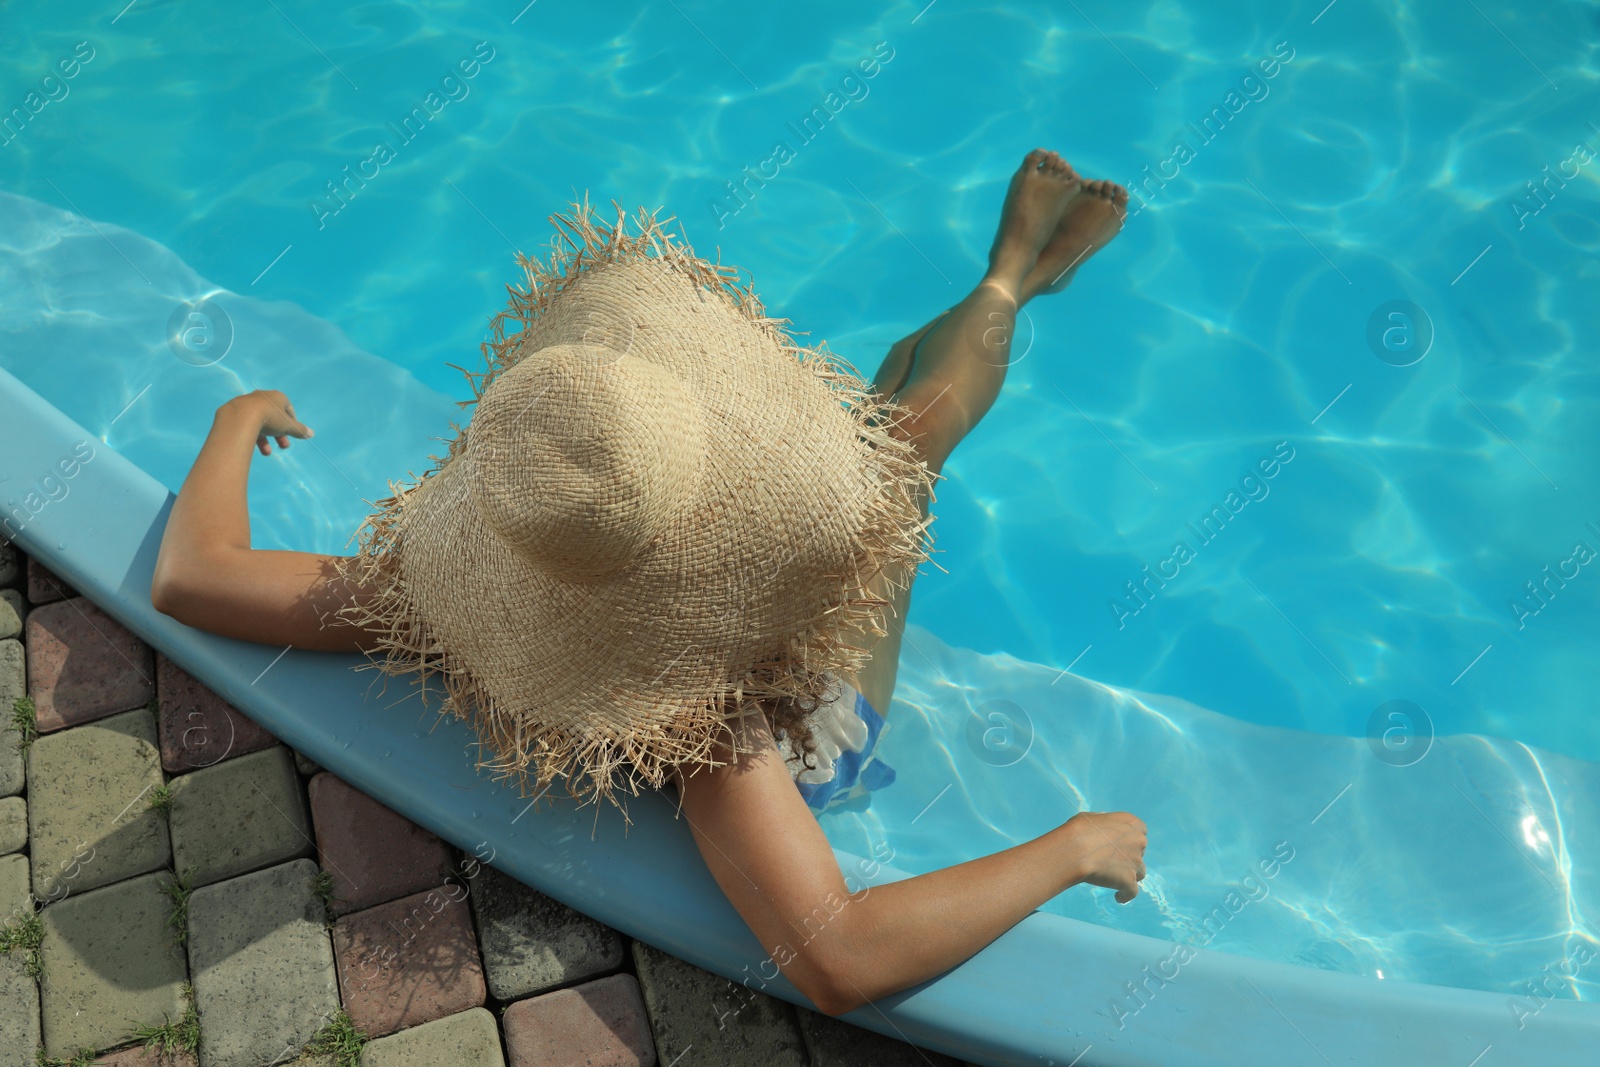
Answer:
[{"left": 1025, "top": 148, "right": 1049, "bottom": 170}]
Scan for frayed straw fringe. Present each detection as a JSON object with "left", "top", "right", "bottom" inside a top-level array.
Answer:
[{"left": 333, "top": 197, "right": 937, "bottom": 826}]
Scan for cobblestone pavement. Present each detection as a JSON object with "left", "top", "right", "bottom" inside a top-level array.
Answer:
[{"left": 0, "top": 539, "right": 973, "bottom": 1067}]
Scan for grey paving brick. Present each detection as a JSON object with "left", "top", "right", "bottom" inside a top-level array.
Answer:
[
  {"left": 38, "top": 869, "right": 189, "bottom": 1057},
  {"left": 0, "top": 589, "right": 22, "bottom": 641},
  {"left": 360, "top": 1006, "right": 505, "bottom": 1067},
  {"left": 0, "top": 854, "right": 38, "bottom": 1067},
  {"left": 0, "top": 796, "right": 22, "bottom": 856},
  {"left": 169, "top": 746, "right": 312, "bottom": 887},
  {"left": 188, "top": 857, "right": 340, "bottom": 1067},
  {"left": 293, "top": 750, "right": 322, "bottom": 778},
  {"left": 26, "top": 707, "right": 169, "bottom": 900},
  {"left": 0, "top": 853, "right": 27, "bottom": 915},
  {"left": 0, "top": 638, "right": 23, "bottom": 799},
  {"left": 469, "top": 862, "right": 624, "bottom": 1000},
  {"left": 797, "top": 1008, "right": 966, "bottom": 1066},
  {"left": 631, "top": 941, "right": 806, "bottom": 1067},
  {"left": 0, "top": 949, "right": 40, "bottom": 1067}
]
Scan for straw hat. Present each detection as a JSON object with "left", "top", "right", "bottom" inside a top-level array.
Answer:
[{"left": 335, "top": 201, "right": 935, "bottom": 817}]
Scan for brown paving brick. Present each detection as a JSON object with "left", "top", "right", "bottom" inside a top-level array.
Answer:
[
  {"left": 309, "top": 772, "right": 455, "bottom": 916},
  {"left": 504, "top": 974, "right": 657, "bottom": 1067},
  {"left": 330, "top": 884, "right": 486, "bottom": 1037},
  {"left": 25, "top": 597, "right": 154, "bottom": 733},
  {"left": 155, "top": 652, "right": 277, "bottom": 773},
  {"left": 27, "top": 557, "right": 76, "bottom": 605},
  {"left": 92, "top": 1044, "right": 199, "bottom": 1066}
]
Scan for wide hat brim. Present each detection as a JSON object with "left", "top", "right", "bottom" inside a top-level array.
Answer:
[{"left": 335, "top": 201, "right": 935, "bottom": 818}]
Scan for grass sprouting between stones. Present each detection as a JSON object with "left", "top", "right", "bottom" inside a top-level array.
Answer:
[
  {"left": 0, "top": 904, "right": 44, "bottom": 979},
  {"left": 147, "top": 782, "right": 174, "bottom": 813},
  {"left": 11, "top": 696, "right": 36, "bottom": 751},
  {"left": 131, "top": 980, "right": 202, "bottom": 1055},
  {"left": 311, "top": 868, "right": 336, "bottom": 906},
  {"left": 311, "top": 868, "right": 345, "bottom": 929},
  {"left": 34, "top": 1048, "right": 97, "bottom": 1067},
  {"left": 163, "top": 868, "right": 195, "bottom": 948},
  {"left": 301, "top": 1009, "right": 368, "bottom": 1067}
]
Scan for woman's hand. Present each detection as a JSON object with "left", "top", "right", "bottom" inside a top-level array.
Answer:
[
  {"left": 225, "top": 389, "right": 315, "bottom": 456},
  {"left": 1063, "top": 810, "right": 1148, "bottom": 903}
]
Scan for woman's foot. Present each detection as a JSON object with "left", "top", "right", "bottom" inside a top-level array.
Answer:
[
  {"left": 872, "top": 153, "right": 1121, "bottom": 400},
  {"left": 984, "top": 149, "right": 1082, "bottom": 300},
  {"left": 1019, "top": 179, "right": 1129, "bottom": 302}
]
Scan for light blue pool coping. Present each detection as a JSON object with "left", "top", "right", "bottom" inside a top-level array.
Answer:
[{"left": 3, "top": 365, "right": 1594, "bottom": 1066}]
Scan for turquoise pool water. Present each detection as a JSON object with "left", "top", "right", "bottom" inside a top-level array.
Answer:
[{"left": 2, "top": 0, "right": 1596, "bottom": 1003}]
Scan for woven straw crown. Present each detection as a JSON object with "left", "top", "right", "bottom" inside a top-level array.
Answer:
[{"left": 335, "top": 201, "right": 935, "bottom": 818}]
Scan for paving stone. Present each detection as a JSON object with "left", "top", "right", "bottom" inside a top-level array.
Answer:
[
  {"left": 503, "top": 974, "right": 655, "bottom": 1067},
  {"left": 93, "top": 1044, "right": 200, "bottom": 1066},
  {"left": 27, "top": 558, "right": 75, "bottom": 605},
  {"left": 630, "top": 941, "right": 806, "bottom": 1067},
  {"left": 360, "top": 1006, "right": 505, "bottom": 1067},
  {"left": 0, "top": 796, "right": 23, "bottom": 856},
  {"left": 38, "top": 869, "right": 188, "bottom": 1057},
  {"left": 0, "top": 969, "right": 39, "bottom": 1065},
  {"left": 330, "top": 884, "right": 486, "bottom": 1037},
  {"left": 0, "top": 589, "right": 22, "bottom": 641},
  {"left": 154, "top": 653, "right": 277, "bottom": 774},
  {"left": 253, "top": 1004, "right": 349, "bottom": 1067},
  {"left": 25, "top": 597, "right": 154, "bottom": 733},
  {"left": 0, "top": 855, "right": 36, "bottom": 1062},
  {"left": 188, "top": 858, "right": 339, "bottom": 1067},
  {"left": 797, "top": 1008, "right": 965, "bottom": 1066},
  {"left": 294, "top": 751, "right": 323, "bottom": 778},
  {"left": 308, "top": 773, "right": 455, "bottom": 917},
  {"left": 469, "top": 862, "right": 624, "bottom": 1000},
  {"left": 0, "top": 852, "right": 27, "bottom": 914},
  {"left": 26, "top": 708, "right": 169, "bottom": 901},
  {"left": 169, "top": 746, "right": 312, "bottom": 888},
  {"left": 0, "top": 946, "right": 41, "bottom": 1067},
  {"left": 0, "top": 638, "right": 24, "bottom": 799},
  {"left": 0, "top": 540, "right": 15, "bottom": 588}
]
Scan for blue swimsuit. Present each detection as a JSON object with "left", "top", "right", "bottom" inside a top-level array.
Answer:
[{"left": 777, "top": 673, "right": 897, "bottom": 812}]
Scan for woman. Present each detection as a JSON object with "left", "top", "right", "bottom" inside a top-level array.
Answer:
[{"left": 151, "top": 149, "right": 1146, "bottom": 1017}]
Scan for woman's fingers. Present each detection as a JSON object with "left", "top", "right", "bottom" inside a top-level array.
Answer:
[
  {"left": 255, "top": 432, "right": 295, "bottom": 455},
  {"left": 251, "top": 389, "right": 315, "bottom": 441}
]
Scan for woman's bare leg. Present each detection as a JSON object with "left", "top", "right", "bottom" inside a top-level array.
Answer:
[{"left": 850, "top": 162, "right": 1130, "bottom": 714}]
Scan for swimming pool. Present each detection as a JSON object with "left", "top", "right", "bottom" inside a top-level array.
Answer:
[{"left": 3, "top": 0, "right": 1596, "bottom": 1036}]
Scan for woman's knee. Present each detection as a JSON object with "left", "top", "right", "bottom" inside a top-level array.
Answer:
[{"left": 885, "top": 381, "right": 967, "bottom": 474}]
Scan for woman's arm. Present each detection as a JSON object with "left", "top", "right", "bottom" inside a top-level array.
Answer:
[
  {"left": 674, "top": 712, "right": 1147, "bottom": 1016},
  {"left": 151, "top": 390, "right": 376, "bottom": 651}
]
